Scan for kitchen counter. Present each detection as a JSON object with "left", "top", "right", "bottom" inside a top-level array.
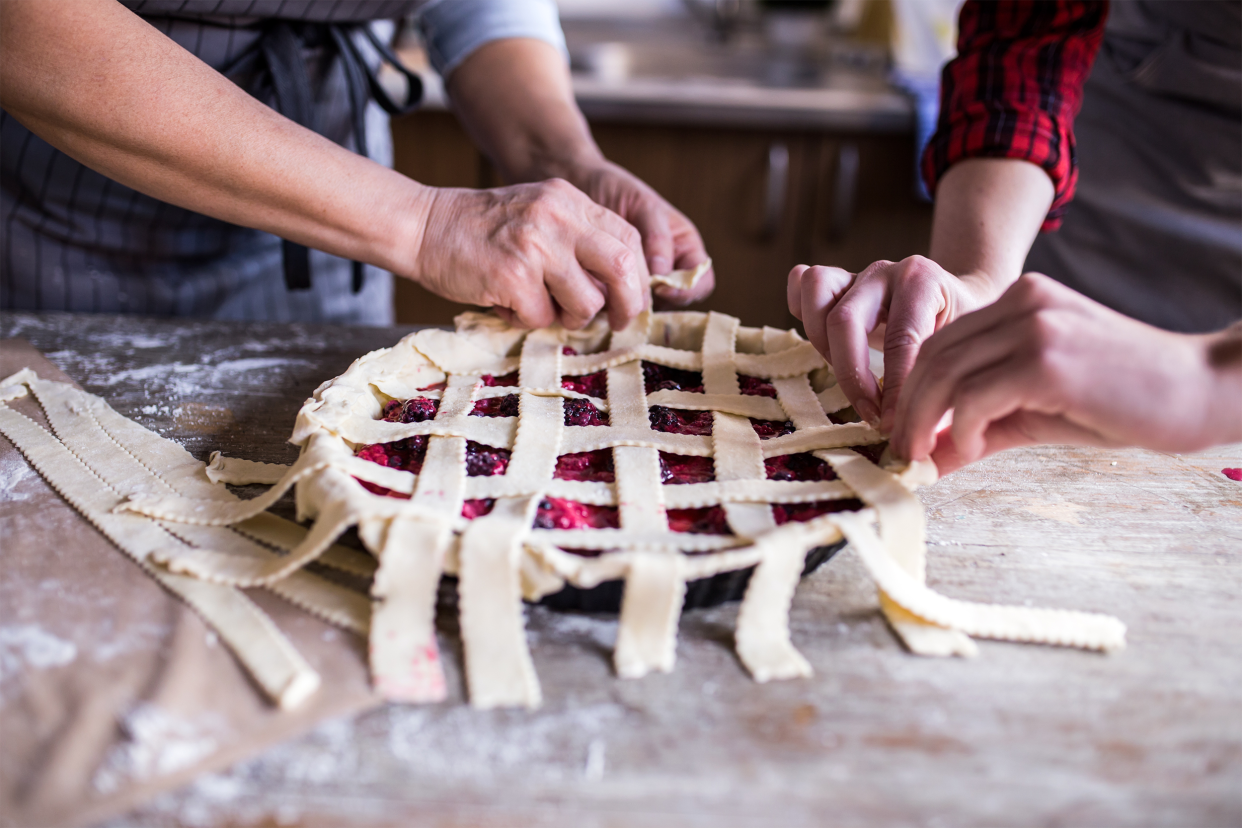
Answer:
[
  {"left": 2, "top": 312, "right": 1239, "bottom": 827},
  {"left": 397, "top": 16, "right": 914, "bottom": 132}
]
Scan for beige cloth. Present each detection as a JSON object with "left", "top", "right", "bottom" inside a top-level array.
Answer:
[{"left": 0, "top": 339, "right": 380, "bottom": 828}]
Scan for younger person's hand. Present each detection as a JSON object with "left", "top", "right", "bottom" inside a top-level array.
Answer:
[
  {"left": 787, "top": 256, "right": 1001, "bottom": 429},
  {"left": 892, "top": 273, "right": 1242, "bottom": 473}
]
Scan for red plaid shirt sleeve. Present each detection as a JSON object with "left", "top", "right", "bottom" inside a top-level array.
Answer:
[{"left": 921, "top": 0, "right": 1108, "bottom": 231}]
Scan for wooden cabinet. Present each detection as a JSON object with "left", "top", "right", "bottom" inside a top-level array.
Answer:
[{"left": 390, "top": 110, "right": 931, "bottom": 329}]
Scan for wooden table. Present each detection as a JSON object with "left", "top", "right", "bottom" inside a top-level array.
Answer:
[{"left": 4, "top": 312, "right": 1239, "bottom": 828}]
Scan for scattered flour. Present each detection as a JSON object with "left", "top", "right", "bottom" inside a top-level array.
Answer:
[
  {"left": 0, "top": 624, "right": 77, "bottom": 682},
  {"left": 93, "top": 704, "right": 229, "bottom": 794},
  {"left": 0, "top": 454, "right": 36, "bottom": 502},
  {"left": 385, "top": 701, "right": 626, "bottom": 782}
]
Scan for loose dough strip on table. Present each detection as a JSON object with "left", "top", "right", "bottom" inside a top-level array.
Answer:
[
  {"left": 0, "top": 401, "right": 319, "bottom": 708},
  {"left": 820, "top": 447, "right": 977, "bottom": 657},
  {"left": 831, "top": 511, "right": 1126, "bottom": 651},
  {"left": 206, "top": 452, "right": 290, "bottom": 485},
  {"left": 19, "top": 374, "right": 371, "bottom": 642}
]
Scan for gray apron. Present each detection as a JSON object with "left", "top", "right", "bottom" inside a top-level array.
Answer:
[
  {"left": 1025, "top": 0, "right": 1242, "bottom": 333},
  {"left": 0, "top": 2, "right": 421, "bottom": 325}
]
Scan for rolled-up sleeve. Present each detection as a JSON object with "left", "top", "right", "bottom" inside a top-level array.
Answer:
[
  {"left": 921, "top": 0, "right": 1107, "bottom": 231},
  {"left": 415, "top": 0, "right": 567, "bottom": 78}
]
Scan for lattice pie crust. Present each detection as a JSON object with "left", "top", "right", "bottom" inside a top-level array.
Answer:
[{"left": 0, "top": 267, "right": 1126, "bottom": 709}]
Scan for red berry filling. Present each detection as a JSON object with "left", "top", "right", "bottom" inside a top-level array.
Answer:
[
  {"left": 562, "top": 370, "right": 608, "bottom": 398},
  {"left": 739, "top": 375, "right": 777, "bottom": 398},
  {"left": 772, "top": 498, "right": 865, "bottom": 525},
  {"left": 358, "top": 435, "right": 428, "bottom": 474},
  {"left": 643, "top": 361, "right": 704, "bottom": 394},
  {"left": 764, "top": 453, "right": 836, "bottom": 482},
  {"left": 852, "top": 441, "right": 888, "bottom": 465},
  {"left": 465, "top": 441, "right": 510, "bottom": 477},
  {"left": 554, "top": 449, "right": 615, "bottom": 482},
  {"left": 667, "top": 506, "right": 731, "bottom": 535},
  {"left": 461, "top": 498, "right": 496, "bottom": 519},
  {"left": 480, "top": 371, "right": 519, "bottom": 388},
  {"left": 357, "top": 480, "right": 404, "bottom": 499},
  {"left": 649, "top": 405, "right": 713, "bottom": 435},
  {"left": 659, "top": 452, "right": 716, "bottom": 484},
  {"left": 534, "top": 497, "right": 620, "bottom": 530},
  {"left": 384, "top": 397, "right": 439, "bottom": 423},
  {"left": 471, "top": 394, "right": 520, "bottom": 418},
  {"left": 750, "top": 418, "right": 795, "bottom": 439},
  {"left": 564, "top": 397, "right": 609, "bottom": 427}
]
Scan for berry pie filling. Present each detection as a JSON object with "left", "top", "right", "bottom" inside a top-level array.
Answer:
[
  {"left": 738, "top": 375, "right": 777, "bottom": 398},
  {"left": 659, "top": 452, "right": 715, "bottom": 484},
  {"left": 749, "top": 418, "right": 796, "bottom": 439},
  {"left": 534, "top": 496, "right": 620, "bottom": 530},
  {"left": 554, "top": 449, "right": 615, "bottom": 483},
  {"left": 563, "top": 397, "right": 609, "bottom": 427},
  {"left": 649, "top": 405, "right": 713, "bottom": 435},
  {"left": 666, "top": 506, "right": 731, "bottom": 535},
  {"left": 359, "top": 389, "right": 880, "bottom": 554},
  {"left": 764, "top": 452, "right": 836, "bottom": 482},
  {"left": 479, "top": 370, "right": 519, "bottom": 388},
  {"left": 470, "top": 394, "right": 520, "bottom": 418},
  {"left": 561, "top": 370, "right": 608, "bottom": 398},
  {"left": 642, "top": 361, "right": 704, "bottom": 394},
  {"left": 772, "top": 498, "right": 865, "bottom": 525}
]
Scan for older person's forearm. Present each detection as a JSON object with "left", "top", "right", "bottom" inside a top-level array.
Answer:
[
  {"left": 929, "top": 158, "right": 1056, "bottom": 299},
  {"left": 0, "top": 0, "right": 430, "bottom": 278},
  {"left": 445, "top": 38, "right": 605, "bottom": 185}
]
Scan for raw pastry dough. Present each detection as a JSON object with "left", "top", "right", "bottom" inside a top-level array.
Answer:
[
  {"left": 1, "top": 261, "right": 1125, "bottom": 711},
  {"left": 110, "top": 264, "right": 1126, "bottom": 709}
]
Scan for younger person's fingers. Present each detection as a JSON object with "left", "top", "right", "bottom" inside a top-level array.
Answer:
[
  {"left": 799, "top": 265, "right": 853, "bottom": 359},
  {"left": 787, "top": 264, "right": 810, "bottom": 319},
  {"left": 822, "top": 271, "right": 884, "bottom": 425},
  {"left": 893, "top": 324, "right": 1024, "bottom": 461},
  {"left": 878, "top": 276, "right": 949, "bottom": 433}
]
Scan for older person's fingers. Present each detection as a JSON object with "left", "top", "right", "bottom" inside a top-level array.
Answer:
[
  {"left": 575, "top": 214, "right": 647, "bottom": 329},
  {"left": 628, "top": 198, "right": 674, "bottom": 277},
  {"left": 654, "top": 211, "right": 712, "bottom": 306},
  {"left": 544, "top": 261, "right": 608, "bottom": 330},
  {"left": 503, "top": 280, "right": 558, "bottom": 329}
]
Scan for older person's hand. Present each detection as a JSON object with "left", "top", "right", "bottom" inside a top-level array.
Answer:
[
  {"left": 415, "top": 179, "right": 648, "bottom": 330},
  {"left": 891, "top": 273, "right": 1242, "bottom": 474},
  {"left": 572, "top": 159, "right": 713, "bottom": 307}
]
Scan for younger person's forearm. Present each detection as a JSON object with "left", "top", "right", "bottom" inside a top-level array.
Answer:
[
  {"left": 1202, "top": 321, "right": 1242, "bottom": 444},
  {"left": 446, "top": 38, "right": 605, "bottom": 184},
  {"left": 928, "top": 158, "right": 1056, "bottom": 297}
]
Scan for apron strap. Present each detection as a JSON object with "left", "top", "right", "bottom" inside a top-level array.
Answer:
[{"left": 236, "top": 21, "right": 423, "bottom": 294}]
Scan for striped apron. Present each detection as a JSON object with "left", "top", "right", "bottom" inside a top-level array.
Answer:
[{"left": 1, "top": 1, "right": 423, "bottom": 325}]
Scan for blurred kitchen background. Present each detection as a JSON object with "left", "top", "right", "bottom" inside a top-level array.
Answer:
[{"left": 389, "top": 0, "right": 963, "bottom": 328}]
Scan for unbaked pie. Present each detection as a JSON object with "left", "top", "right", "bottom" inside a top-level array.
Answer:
[{"left": 108, "top": 266, "right": 1126, "bottom": 709}]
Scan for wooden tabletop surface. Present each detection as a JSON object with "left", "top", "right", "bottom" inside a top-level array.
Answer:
[{"left": 4, "top": 311, "right": 1240, "bottom": 828}]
